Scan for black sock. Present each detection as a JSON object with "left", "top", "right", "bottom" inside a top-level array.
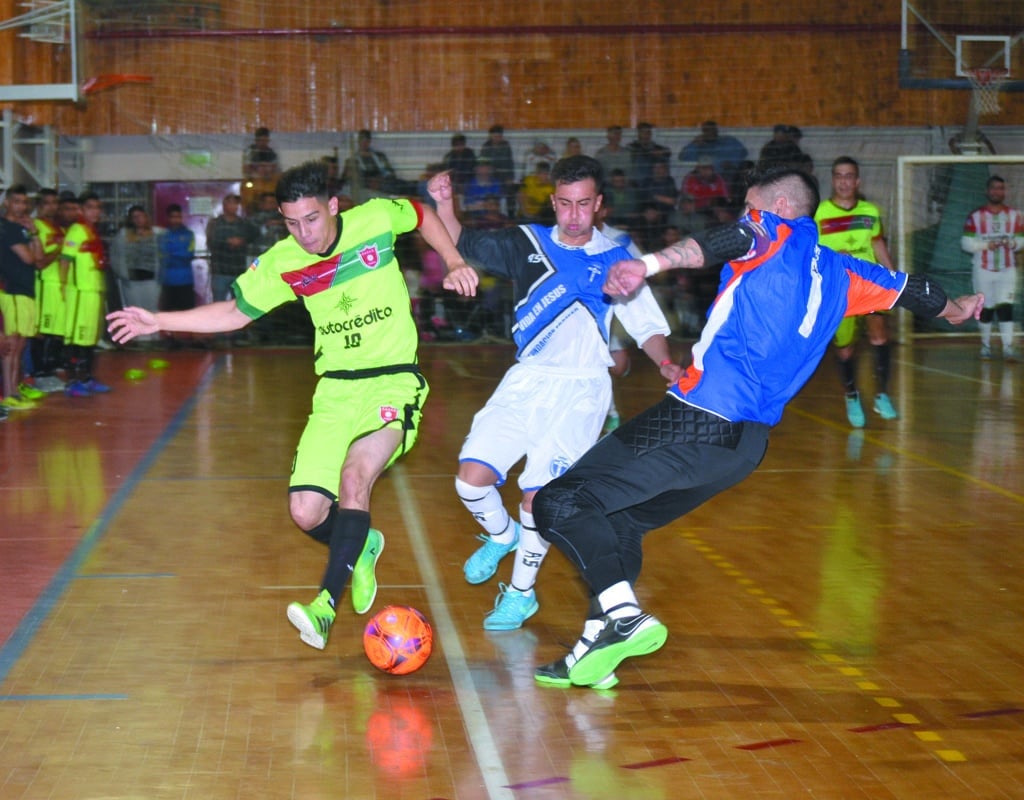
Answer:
[
  {"left": 873, "top": 343, "right": 891, "bottom": 394},
  {"left": 303, "top": 504, "right": 337, "bottom": 545},
  {"left": 837, "top": 356, "right": 857, "bottom": 395},
  {"left": 319, "top": 508, "right": 371, "bottom": 606}
]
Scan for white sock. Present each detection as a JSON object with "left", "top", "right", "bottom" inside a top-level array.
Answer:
[
  {"left": 598, "top": 581, "right": 640, "bottom": 619},
  {"left": 569, "top": 616, "right": 610, "bottom": 665},
  {"left": 980, "top": 320, "right": 992, "bottom": 347},
  {"left": 998, "top": 320, "right": 1014, "bottom": 350},
  {"left": 455, "top": 477, "right": 513, "bottom": 541},
  {"left": 510, "top": 506, "right": 547, "bottom": 592}
]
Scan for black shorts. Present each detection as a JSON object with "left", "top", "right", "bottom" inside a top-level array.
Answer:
[{"left": 160, "top": 284, "right": 195, "bottom": 312}]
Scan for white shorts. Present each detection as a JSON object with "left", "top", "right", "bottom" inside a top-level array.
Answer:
[
  {"left": 974, "top": 265, "right": 1018, "bottom": 307},
  {"left": 459, "top": 362, "right": 611, "bottom": 492}
]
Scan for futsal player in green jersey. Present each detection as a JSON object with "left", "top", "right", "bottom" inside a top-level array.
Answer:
[
  {"left": 108, "top": 160, "right": 478, "bottom": 651},
  {"left": 814, "top": 156, "right": 898, "bottom": 428}
]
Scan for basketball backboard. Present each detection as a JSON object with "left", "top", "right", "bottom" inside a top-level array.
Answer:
[
  {"left": 0, "top": 0, "right": 81, "bottom": 102},
  {"left": 899, "top": 0, "right": 1024, "bottom": 92}
]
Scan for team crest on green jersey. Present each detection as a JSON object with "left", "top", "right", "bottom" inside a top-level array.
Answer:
[{"left": 359, "top": 245, "right": 380, "bottom": 268}]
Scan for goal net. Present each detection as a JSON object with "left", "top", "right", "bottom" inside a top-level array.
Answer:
[{"left": 896, "top": 155, "right": 1024, "bottom": 337}]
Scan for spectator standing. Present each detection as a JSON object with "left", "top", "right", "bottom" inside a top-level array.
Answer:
[
  {"left": 758, "top": 124, "right": 806, "bottom": 172},
  {"left": 158, "top": 204, "right": 197, "bottom": 346},
  {"left": 627, "top": 122, "right": 671, "bottom": 188},
  {"left": 480, "top": 124, "right": 517, "bottom": 217},
  {"left": 595, "top": 125, "right": 632, "bottom": 182},
  {"left": 442, "top": 134, "right": 478, "bottom": 196},
  {"left": 242, "top": 127, "right": 281, "bottom": 213},
  {"left": 250, "top": 191, "right": 288, "bottom": 257},
  {"left": 109, "top": 205, "right": 162, "bottom": 335},
  {"left": 207, "top": 194, "right": 258, "bottom": 302},
  {"left": 679, "top": 120, "right": 748, "bottom": 185},
  {"left": 344, "top": 129, "right": 404, "bottom": 199}
]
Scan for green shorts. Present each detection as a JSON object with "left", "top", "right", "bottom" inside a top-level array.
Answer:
[
  {"left": 36, "top": 280, "right": 66, "bottom": 336},
  {"left": 834, "top": 310, "right": 891, "bottom": 348},
  {"left": 65, "top": 287, "right": 104, "bottom": 346},
  {"left": 0, "top": 292, "right": 38, "bottom": 336},
  {"left": 289, "top": 368, "right": 429, "bottom": 499}
]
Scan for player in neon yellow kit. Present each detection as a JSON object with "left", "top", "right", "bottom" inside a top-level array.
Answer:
[
  {"left": 32, "top": 189, "right": 67, "bottom": 393},
  {"left": 814, "top": 156, "right": 898, "bottom": 428},
  {"left": 107, "top": 160, "right": 478, "bottom": 651}
]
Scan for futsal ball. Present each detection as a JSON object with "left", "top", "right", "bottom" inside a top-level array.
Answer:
[{"left": 363, "top": 606, "right": 433, "bottom": 675}]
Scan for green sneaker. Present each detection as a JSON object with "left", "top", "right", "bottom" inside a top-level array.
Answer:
[
  {"left": 351, "top": 528, "right": 384, "bottom": 615},
  {"left": 18, "top": 382, "right": 45, "bottom": 401},
  {"left": 287, "top": 589, "right": 336, "bottom": 650},
  {"left": 567, "top": 612, "right": 667, "bottom": 687},
  {"left": 534, "top": 655, "right": 618, "bottom": 690}
]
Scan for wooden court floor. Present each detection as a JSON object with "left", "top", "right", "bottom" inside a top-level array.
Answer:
[{"left": 0, "top": 338, "right": 1022, "bottom": 799}]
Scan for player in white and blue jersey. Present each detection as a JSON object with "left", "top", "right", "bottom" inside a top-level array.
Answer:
[{"left": 429, "top": 157, "right": 679, "bottom": 669}]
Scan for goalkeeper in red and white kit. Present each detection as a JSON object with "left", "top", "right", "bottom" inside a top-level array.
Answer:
[{"left": 962, "top": 174, "right": 1024, "bottom": 361}]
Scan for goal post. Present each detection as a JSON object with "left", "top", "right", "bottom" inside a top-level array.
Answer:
[{"left": 896, "top": 154, "right": 1024, "bottom": 340}]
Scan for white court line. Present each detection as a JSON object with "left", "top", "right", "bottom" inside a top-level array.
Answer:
[{"left": 392, "top": 465, "right": 515, "bottom": 800}]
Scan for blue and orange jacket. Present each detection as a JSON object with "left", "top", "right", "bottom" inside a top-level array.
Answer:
[{"left": 668, "top": 211, "right": 906, "bottom": 425}]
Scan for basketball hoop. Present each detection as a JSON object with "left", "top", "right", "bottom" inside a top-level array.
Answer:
[
  {"left": 81, "top": 74, "right": 153, "bottom": 95},
  {"left": 965, "top": 67, "right": 1009, "bottom": 116}
]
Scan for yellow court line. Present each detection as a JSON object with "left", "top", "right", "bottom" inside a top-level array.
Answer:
[{"left": 679, "top": 529, "right": 967, "bottom": 764}]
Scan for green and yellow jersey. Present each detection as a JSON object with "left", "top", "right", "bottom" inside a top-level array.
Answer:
[{"left": 233, "top": 197, "right": 422, "bottom": 375}]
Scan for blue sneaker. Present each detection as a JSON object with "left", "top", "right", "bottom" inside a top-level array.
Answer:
[
  {"left": 464, "top": 523, "right": 520, "bottom": 585},
  {"left": 64, "top": 381, "right": 91, "bottom": 398},
  {"left": 83, "top": 378, "right": 111, "bottom": 393},
  {"left": 484, "top": 583, "right": 539, "bottom": 630},
  {"left": 873, "top": 393, "right": 898, "bottom": 420},
  {"left": 845, "top": 392, "right": 865, "bottom": 428}
]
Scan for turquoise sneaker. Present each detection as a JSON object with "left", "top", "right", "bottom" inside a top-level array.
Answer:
[
  {"left": 463, "top": 523, "right": 520, "bottom": 584},
  {"left": 845, "top": 392, "right": 865, "bottom": 428},
  {"left": 287, "top": 589, "right": 336, "bottom": 650},
  {"left": 534, "top": 655, "right": 618, "bottom": 690},
  {"left": 351, "top": 528, "right": 384, "bottom": 615},
  {"left": 483, "top": 583, "right": 539, "bottom": 631},
  {"left": 873, "top": 393, "right": 898, "bottom": 420}
]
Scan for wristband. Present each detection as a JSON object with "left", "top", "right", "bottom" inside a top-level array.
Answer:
[
  {"left": 641, "top": 253, "right": 660, "bottom": 277},
  {"left": 659, "top": 358, "right": 673, "bottom": 367}
]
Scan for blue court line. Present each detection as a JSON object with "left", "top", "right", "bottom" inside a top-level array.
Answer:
[
  {"left": 0, "top": 357, "right": 223, "bottom": 686},
  {"left": 0, "top": 693, "right": 128, "bottom": 702}
]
